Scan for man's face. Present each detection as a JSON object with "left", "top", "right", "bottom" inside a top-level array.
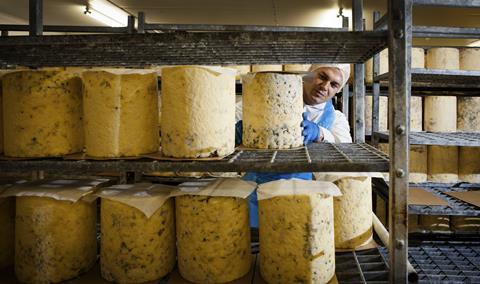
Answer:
[{"left": 303, "top": 67, "right": 343, "bottom": 105}]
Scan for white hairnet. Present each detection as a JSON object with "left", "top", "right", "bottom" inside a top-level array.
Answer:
[{"left": 308, "top": 64, "right": 351, "bottom": 92}]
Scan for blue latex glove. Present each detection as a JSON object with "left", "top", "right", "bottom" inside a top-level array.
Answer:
[
  {"left": 301, "top": 112, "right": 320, "bottom": 144},
  {"left": 235, "top": 120, "right": 243, "bottom": 146}
]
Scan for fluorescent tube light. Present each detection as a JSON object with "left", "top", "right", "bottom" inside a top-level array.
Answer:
[{"left": 84, "top": 0, "right": 128, "bottom": 27}]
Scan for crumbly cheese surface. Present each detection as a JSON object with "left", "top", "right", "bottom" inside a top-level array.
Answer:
[
  {"left": 175, "top": 195, "right": 251, "bottom": 283},
  {"left": 410, "top": 145, "right": 427, "bottom": 183},
  {"left": 243, "top": 73, "right": 303, "bottom": 149},
  {"left": 15, "top": 197, "right": 96, "bottom": 283},
  {"left": 425, "top": 96, "right": 457, "bottom": 132},
  {"left": 101, "top": 198, "right": 175, "bottom": 283},
  {"left": 259, "top": 195, "right": 335, "bottom": 284},
  {"left": 459, "top": 147, "right": 480, "bottom": 183},
  {"left": 334, "top": 177, "right": 373, "bottom": 249},
  {"left": 426, "top": 48, "right": 459, "bottom": 70},
  {"left": 82, "top": 71, "right": 159, "bottom": 157},
  {"left": 428, "top": 146, "right": 458, "bottom": 182},
  {"left": 458, "top": 97, "right": 480, "bottom": 131},
  {"left": 364, "top": 96, "right": 388, "bottom": 134},
  {"left": 3, "top": 71, "right": 83, "bottom": 157},
  {"left": 410, "top": 97, "right": 423, "bottom": 131},
  {"left": 0, "top": 197, "right": 14, "bottom": 269},
  {"left": 161, "top": 66, "right": 235, "bottom": 158}
]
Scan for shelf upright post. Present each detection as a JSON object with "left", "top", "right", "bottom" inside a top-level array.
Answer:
[
  {"left": 341, "top": 16, "right": 350, "bottom": 121},
  {"left": 372, "top": 11, "right": 381, "bottom": 146},
  {"left": 353, "top": 0, "right": 365, "bottom": 143},
  {"left": 388, "top": 0, "right": 412, "bottom": 282},
  {"left": 138, "top": 12, "right": 145, "bottom": 34},
  {"left": 127, "top": 15, "right": 135, "bottom": 34},
  {"left": 29, "top": 0, "right": 43, "bottom": 36}
]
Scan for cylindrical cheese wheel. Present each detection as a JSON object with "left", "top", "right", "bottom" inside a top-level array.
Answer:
[
  {"left": 259, "top": 194, "right": 335, "bottom": 283},
  {"left": 424, "top": 96, "right": 457, "bottom": 132},
  {"left": 251, "top": 65, "right": 282, "bottom": 72},
  {"left": 428, "top": 146, "right": 458, "bottom": 182},
  {"left": 460, "top": 48, "right": 480, "bottom": 70},
  {"left": 242, "top": 73, "right": 303, "bottom": 149},
  {"left": 15, "top": 197, "right": 96, "bottom": 283},
  {"left": 426, "top": 48, "right": 459, "bottom": 70},
  {"left": 364, "top": 96, "right": 388, "bottom": 134},
  {"left": 410, "top": 145, "right": 427, "bottom": 183},
  {"left": 223, "top": 65, "right": 251, "bottom": 80},
  {"left": 333, "top": 177, "right": 372, "bottom": 249},
  {"left": 459, "top": 147, "right": 480, "bottom": 183},
  {"left": 82, "top": 70, "right": 159, "bottom": 157},
  {"left": 176, "top": 195, "right": 251, "bottom": 283},
  {"left": 100, "top": 198, "right": 176, "bottom": 283},
  {"left": 283, "top": 64, "right": 310, "bottom": 72},
  {"left": 419, "top": 215, "right": 450, "bottom": 231},
  {"left": 458, "top": 97, "right": 480, "bottom": 131},
  {"left": 161, "top": 66, "right": 235, "bottom": 158},
  {"left": 451, "top": 216, "right": 480, "bottom": 232},
  {"left": 410, "top": 96, "right": 423, "bottom": 132},
  {"left": 0, "top": 197, "right": 14, "bottom": 269},
  {"left": 2, "top": 71, "right": 83, "bottom": 157}
]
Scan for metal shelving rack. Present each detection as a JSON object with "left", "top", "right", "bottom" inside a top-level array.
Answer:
[{"left": 0, "top": 0, "right": 413, "bottom": 282}]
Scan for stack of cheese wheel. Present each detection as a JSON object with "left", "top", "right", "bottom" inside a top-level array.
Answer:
[
  {"left": 100, "top": 184, "right": 176, "bottom": 283},
  {"left": 251, "top": 65, "right": 283, "bottom": 72},
  {"left": 242, "top": 72, "right": 303, "bottom": 149},
  {"left": 161, "top": 66, "right": 236, "bottom": 158},
  {"left": 15, "top": 197, "right": 97, "bottom": 283},
  {"left": 365, "top": 49, "right": 388, "bottom": 134},
  {"left": 333, "top": 176, "right": 373, "bottom": 249},
  {"left": 0, "top": 196, "right": 14, "bottom": 269},
  {"left": 425, "top": 48, "right": 459, "bottom": 182},
  {"left": 223, "top": 65, "right": 251, "bottom": 80},
  {"left": 2, "top": 70, "right": 83, "bottom": 157},
  {"left": 175, "top": 180, "right": 252, "bottom": 283},
  {"left": 283, "top": 64, "right": 310, "bottom": 72},
  {"left": 458, "top": 48, "right": 480, "bottom": 182},
  {"left": 82, "top": 70, "right": 159, "bottom": 157},
  {"left": 258, "top": 180, "right": 339, "bottom": 284}
]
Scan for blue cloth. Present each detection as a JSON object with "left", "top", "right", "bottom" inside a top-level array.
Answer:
[
  {"left": 241, "top": 100, "right": 337, "bottom": 227},
  {"left": 235, "top": 120, "right": 243, "bottom": 146}
]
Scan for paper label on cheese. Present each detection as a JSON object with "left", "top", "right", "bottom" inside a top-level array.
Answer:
[
  {"left": 257, "top": 179, "right": 341, "bottom": 200},
  {"left": 171, "top": 178, "right": 256, "bottom": 199}
]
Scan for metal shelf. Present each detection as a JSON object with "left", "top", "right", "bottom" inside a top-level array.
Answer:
[
  {"left": 0, "top": 143, "right": 389, "bottom": 174},
  {"left": 413, "top": 0, "right": 480, "bottom": 8},
  {"left": 0, "top": 31, "right": 387, "bottom": 67},
  {"left": 364, "top": 85, "right": 480, "bottom": 97},
  {"left": 373, "top": 179, "right": 480, "bottom": 217},
  {"left": 336, "top": 248, "right": 390, "bottom": 284},
  {"left": 373, "top": 131, "right": 480, "bottom": 146},
  {"left": 375, "top": 68, "right": 480, "bottom": 89}
]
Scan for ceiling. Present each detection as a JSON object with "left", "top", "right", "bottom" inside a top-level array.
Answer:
[{"left": 0, "top": 0, "right": 478, "bottom": 45}]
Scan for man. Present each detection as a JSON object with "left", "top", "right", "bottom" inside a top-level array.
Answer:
[{"left": 236, "top": 64, "right": 352, "bottom": 227}]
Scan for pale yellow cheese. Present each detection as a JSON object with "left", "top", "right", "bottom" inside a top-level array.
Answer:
[
  {"left": 101, "top": 198, "right": 176, "bottom": 283},
  {"left": 259, "top": 194, "right": 335, "bottom": 284},
  {"left": 243, "top": 73, "right": 303, "bottom": 149},
  {"left": 223, "top": 65, "right": 251, "bottom": 80},
  {"left": 333, "top": 177, "right": 372, "bottom": 249},
  {"left": 82, "top": 71, "right": 159, "bottom": 157},
  {"left": 364, "top": 96, "right": 388, "bottom": 134},
  {"left": 0, "top": 197, "right": 14, "bottom": 269},
  {"left": 176, "top": 195, "right": 251, "bottom": 283},
  {"left": 459, "top": 147, "right": 480, "bottom": 183},
  {"left": 451, "top": 216, "right": 480, "bottom": 232},
  {"left": 425, "top": 96, "right": 457, "bottom": 132},
  {"left": 283, "top": 64, "right": 310, "bottom": 72},
  {"left": 410, "top": 145, "right": 428, "bottom": 183},
  {"left": 428, "top": 146, "right": 458, "bottom": 182},
  {"left": 419, "top": 215, "right": 450, "bottom": 231},
  {"left": 251, "top": 65, "right": 283, "bottom": 72},
  {"left": 15, "top": 197, "right": 96, "bottom": 283},
  {"left": 426, "top": 48, "right": 460, "bottom": 70},
  {"left": 2, "top": 71, "right": 83, "bottom": 157},
  {"left": 458, "top": 97, "right": 480, "bottom": 131},
  {"left": 410, "top": 96, "right": 423, "bottom": 132},
  {"left": 161, "top": 66, "right": 235, "bottom": 158}
]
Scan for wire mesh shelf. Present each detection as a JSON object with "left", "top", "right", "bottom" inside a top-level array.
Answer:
[{"left": 374, "top": 131, "right": 480, "bottom": 146}]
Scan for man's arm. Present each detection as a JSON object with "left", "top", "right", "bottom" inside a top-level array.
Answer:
[{"left": 319, "top": 111, "right": 352, "bottom": 143}]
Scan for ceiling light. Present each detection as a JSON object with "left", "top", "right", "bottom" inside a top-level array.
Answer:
[
  {"left": 468, "top": 40, "right": 480, "bottom": 47},
  {"left": 84, "top": 0, "right": 129, "bottom": 27}
]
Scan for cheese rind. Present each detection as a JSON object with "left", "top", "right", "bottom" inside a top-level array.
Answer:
[
  {"left": 243, "top": 73, "right": 303, "bottom": 149},
  {"left": 251, "top": 65, "right": 283, "bottom": 72},
  {"left": 100, "top": 198, "right": 176, "bottom": 283},
  {"left": 0, "top": 197, "right": 14, "bottom": 269},
  {"left": 15, "top": 197, "right": 96, "bottom": 283},
  {"left": 283, "top": 64, "right": 310, "bottom": 72},
  {"left": 428, "top": 146, "right": 458, "bottom": 182},
  {"left": 410, "top": 145, "right": 428, "bottom": 183},
  {"left": 459, "top": 147, "right": 480, "bottom": 183},
  {"left": 333, "top": 177, "right": 372, "bottom": 249},
  {"left": 161, "top": 66, "right": 235, "bottom": 158},
  {"left": 426, "top": 48, "right": 459, "bottom": 70},
  {"left": 419, "top": 215, "right": 450, "bottom": 231},
  {"left": 176, "top": 195, "right": 251, "bottom": 283},
  {"left": 259, "top": 194, "right": 335, "bottom": 284},
  {"left": 3, "top": 71, "right": 83, "bottom": 157},
  {"left": 82, "top": 71, "right": 159, "bottom": 157}
]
